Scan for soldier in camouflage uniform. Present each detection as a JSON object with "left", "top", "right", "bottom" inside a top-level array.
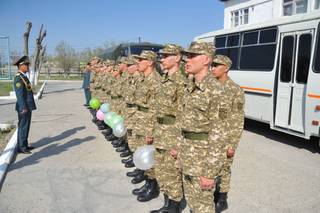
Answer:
[
  {"left": 176, "top": 41, "right": 226, "bottom": 213},
  {"left": 210, "top": 55, "right": 245, "bottom": 212},
  {"left": 129, "top": 50, "right": 161, "bottom": 202},
  {"left": 149, "top": 44, "right": 185, "bottom": 213}
]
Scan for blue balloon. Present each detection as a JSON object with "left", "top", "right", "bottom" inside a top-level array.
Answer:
[{"left": 100, "top": 103, "right": 110, "bottom": 113}]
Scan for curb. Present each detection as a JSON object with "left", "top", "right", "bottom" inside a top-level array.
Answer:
[{"left": 0, "top": 81, "right": 46, "bottom": 189}]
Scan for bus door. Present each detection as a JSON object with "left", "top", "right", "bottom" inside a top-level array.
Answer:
[{"left": 275, "top": 29, "right": 313, "bottom": 133}]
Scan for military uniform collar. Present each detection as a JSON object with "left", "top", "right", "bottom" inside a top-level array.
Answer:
[{"left": 194, "top": 73, "right": 211, "bottom": 92}]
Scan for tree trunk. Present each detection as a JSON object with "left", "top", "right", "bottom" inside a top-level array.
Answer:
[
  {"left": 23, "top": 22, "right": 32, "bottom": 56},
  {"left": 31, "top": 24, "right": 46, "bottom": 85}
]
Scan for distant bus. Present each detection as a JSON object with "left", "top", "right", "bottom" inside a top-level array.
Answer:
[
  {"left": 195, "top": 12, "right": 320, "bottom": 147},
  {"left": 101, "top": 42, "right": 163, "bottom": 61}
]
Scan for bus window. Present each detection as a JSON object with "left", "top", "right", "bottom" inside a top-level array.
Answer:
[
  {"left": 260, "top": 28, "right": 277, "bottom": 43},
  {"left": 240, "top": 44, "right": 276, "bottom": 70},
  {"left": 243, "top": 31, "right": 258, "bottom": 45},
  {"left": 215, "top": 36, "right": 226, "bottom": 48},
  {"left": 227, "top": 34, "right": 240, "bottom": 47},
  {"left": 216, "top": 48, "right": 239, "bottom": 70},
  {"left": 280, "top": 36, "right": 295, "bottom": 82},
  {"left": 314, "top": 25, "right": 320, "bottom": 73},
  {"left": 296, "top": 34, "right": 312, "bottom": 83}
]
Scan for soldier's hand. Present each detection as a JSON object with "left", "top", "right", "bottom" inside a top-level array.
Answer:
[
  {"left": 146, "top": 136, "right": 153, "bottom": 144},
  {"left": 170, "top": 149, "right": 178, "bottom": 159},
  {"left": 227, "top": 148, "right": 235, "bottom": 158},
  {"left": 200, "top": 176, "right": 215, "bottom": 190}
]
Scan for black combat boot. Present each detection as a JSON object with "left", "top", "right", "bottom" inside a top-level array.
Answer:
[
  {"left": 101, "top": 128, "right": 112, "bottom": 136},
  {"left": 150, "top": 198, "right": 180, "bottom": 213},
  {"left": 150, "top": 194, "right": 169, "bottom": 213},
  {"left": 120, "top": 149, "right": 132, "bottom": 157},
  {"left": 132, "top": 179, "right": 150, "bottom": 195},
  {"left": 131, "top": 171, "right": 147, "bottom": 184},
  {"left": 111, "top": 139, "right": 123, "bottom": 147},
  {"left": 122, "top": 156, "right": 133, "bottom": 164},
  {"left": 105, "top": 134, "right": 118, "bottom": 141},
  {"left": 124, "top": 158, "right": 135, "bottom": 168},
  {"left": 215, "top": 192, "right": 228, "bottom": 212},
  {"left": 116, "top": 144, "right": 127, "bottom": 152},
  {"left": 126, "top": 168, "right": 141, "bottom": 177},
  {"left": 137, "top": 179, "right": 159, "bottom": 202}
]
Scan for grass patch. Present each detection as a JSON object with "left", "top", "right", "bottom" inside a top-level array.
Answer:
[
  {"left": 39, "top": 75, "right": 83, "bottom": 81},
  {"left": 0, "top": 82, "right": 13, "bottom": 96},
  {"left": 0, "top": 128, "right": 15, "bottom": 154},
  {"left": 0, "top": 81, "right": 43, "bottom": 96}
]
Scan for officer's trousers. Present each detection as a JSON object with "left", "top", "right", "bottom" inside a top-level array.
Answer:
[
  {"left": 84, "top": 89, "right": 91, "bottom": 105},
  {"left": 17, "top": 110, "right": 32, "bottom": 151}
]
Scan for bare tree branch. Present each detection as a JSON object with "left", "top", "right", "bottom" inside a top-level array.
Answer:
[{"left": 23, "top": 21, "right": 32, "bottom": 56}]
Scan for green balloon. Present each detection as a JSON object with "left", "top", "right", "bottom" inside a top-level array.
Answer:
[
  {"left": 89, "top": 98, "right": 101, "bottom": 110},
  {"left": 109, "top": 115, "right": 124, "bottom": 129}
]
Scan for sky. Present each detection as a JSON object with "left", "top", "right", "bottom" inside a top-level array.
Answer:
[{"left": 0, "top": 0, "right": 225, "bottom": 55}]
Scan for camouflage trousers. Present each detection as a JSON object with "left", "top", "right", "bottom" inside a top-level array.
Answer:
[
  {"left": 218, "top": 158, "right": 233, "bottom": 193},
  {"left": 182, "top": 174, "right": 215, "bottom": 213},
  {"left": 154, "top": 149, "right": 183, "bottom": 202}
]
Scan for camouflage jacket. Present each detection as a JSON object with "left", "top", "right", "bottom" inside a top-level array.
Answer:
[
  {"left": 153, "top": 70, "right": 185, "bottom": 150},
  {"left": 177, "top": 73, "right": 226, "bottom": 179},
  {"left": 220, "top": 77, "right": 245, "bottom": 150}
]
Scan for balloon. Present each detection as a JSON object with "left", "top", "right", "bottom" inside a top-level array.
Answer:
[
  {"left": 133, "top": 145, "right": 155, "bottom": 170},
  {"left": 89, "top": 98, "right": 101, "bottom": 110},
  {"left": 113, "top": 122, "right": 127, "bottom": 137},
  {"left": 100, "top": 103, "right": 110, "bottom": 113},
  {"left": 104, "top": 112, "right": 116, "bottom": 125},
  {"left": 96, "top": 110, "right": 104, "bottom": 121},
  {"left": 109, "top": 115, "right": 124, "bottom": 129}
]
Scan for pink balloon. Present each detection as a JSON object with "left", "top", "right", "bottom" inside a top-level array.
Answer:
[{"left": 96, "top": 110, "right": 104, "bottom": 121}]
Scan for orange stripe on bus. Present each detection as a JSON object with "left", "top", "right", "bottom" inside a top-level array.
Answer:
[
  {"left": 308, "top": 94, "right": 320, "bottom": 99},
  {"left": 240, "top": 86, "right": 272, "bottom": 93}
]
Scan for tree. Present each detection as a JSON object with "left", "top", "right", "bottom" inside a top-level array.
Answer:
[
  {"left": 31, "top": 24, "right": 46, "bottom": 85},
  {"left": 23, "top": 21, "right": 32, "bottom": 56},
  {"left": 55, "top": 41, "right": 77, "bottom": 78}
]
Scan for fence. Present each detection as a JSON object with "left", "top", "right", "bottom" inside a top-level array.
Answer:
[{"left": 0, "top": 36, "right": 11, "bottom": 80}]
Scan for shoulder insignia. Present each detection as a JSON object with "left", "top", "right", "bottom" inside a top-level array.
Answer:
[{"left": 16, "top": 82, "right": 21, "bottom": 88}]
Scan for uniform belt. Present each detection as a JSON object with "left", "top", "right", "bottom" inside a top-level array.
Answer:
[
  {"left": 137, "top": 105, "right": 149, "bottom": 112},
  {"left": 157, "top": 115, "right": 176, "bottom": 125},
  {"left": 156, "top": 148, "right": 166, "bottom": 153},
  {"left": 126, "top": 103, "right": 136, "bottom": 108},
  {"left": 182, "top": 131, "right": 209, "bottom": 140}
]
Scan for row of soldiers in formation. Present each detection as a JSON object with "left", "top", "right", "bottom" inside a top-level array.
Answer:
[{"left": 85, "top": 41, "right": 245, "bottom": 213}]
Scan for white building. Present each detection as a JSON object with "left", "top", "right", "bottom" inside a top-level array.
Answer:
[{"left": 221, "top": 0, "right": 320, "bottom": 29}]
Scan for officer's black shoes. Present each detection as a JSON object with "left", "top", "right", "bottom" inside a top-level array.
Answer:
[
  {"left": 122, "top": 156, "right": 133, "bottom": 164},
  {"left": 131, "top": 172, "right": 147, "bottom": 184},
  {"left": 120, "top": 150, "right": 132, "bottom": 158},
  {"left": 132, "top": 179, "right": 150, "bottom": 195},
  {"left": 215, "top": 192, "right": 228, "bottom": 212},
  {"left": 26, "top": 146, "right": 35, "bottom": 150},
  {"left": 101, "top": 128, "right": 112, "bottom": 136},
  {"left": 126, "top": 168, "right": 141, "bottom": 177},
  {"left": 150, "top": 194, "right": 169, "bottom": 213},
  {"left": 125, "top": 159, "right": 135, "bottom": 168},
  {"left": 150, "top": 195, "right": 180, "bottom": 213},
  {"left": 137, "top": 179, "right": 159, "bottom": 202},
  {"left": 17, "top": 149, "right": 32, "bottom": 154}
]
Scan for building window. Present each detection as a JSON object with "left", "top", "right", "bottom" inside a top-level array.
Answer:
[
  {"left": 283, "top": 0, "right": 308, "bottom": 16},
  {"left": 231, "top": 8, "right": 249, "bottom": 28}
]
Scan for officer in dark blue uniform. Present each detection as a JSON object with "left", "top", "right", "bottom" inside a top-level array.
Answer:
[
  {"left": 13, "top": 56, "right": 37, "bottom": 154},
  {"left": 82, "top": 62, "right": 92, "bottom": 107}
]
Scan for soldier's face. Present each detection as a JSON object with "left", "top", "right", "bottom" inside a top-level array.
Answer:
[
  {"left": 119, "top": 63, "right": 127, "bottom": 72},
  {"left": 138, "top": 59, "right": 149, "bottom": 72},
  {"left": 185, "top": 54, "right": 206, "bottom": 74},
  {"left": 160, "top": 54, "right": 177, "bottom": 70},
  {"left": 20, "top": 64, "right": 29, "bottom": 72},
  {"left": 211, "top": 63, "right": 228, "bottom": 79},
  {"left": 128, "top": 64, "right": 138, "bottom": 74}
]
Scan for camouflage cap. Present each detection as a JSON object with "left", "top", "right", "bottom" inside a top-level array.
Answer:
[
  {"left": 117, "top": 56, "right": 128, "bottom": 64},
  {"left": 133, "top": 50, "right": 157, "bottom": 62},
  {"left": 159, "top": 44, "right": 183, "bottom": 55},
  {"left": 126, "top": 56, "right": 138, "bottom": 65},
  {"left": 213, "top": 55, "right": 232, "bottom": 69},
  {"left": 181, "top": 41, "right": 216, "bottom": 57},
  {"left": 105, "top": 59, "right": 115, "bottom": 66}
]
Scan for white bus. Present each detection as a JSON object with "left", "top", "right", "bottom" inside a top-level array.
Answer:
[{"left": 195, "top": 12, "right": 320, "bottom": 147}]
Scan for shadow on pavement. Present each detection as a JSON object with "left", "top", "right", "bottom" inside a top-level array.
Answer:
[
  {"left": 9, "top": 126, "right": 95, "bottom": 170},
  {"left": 244, "top": 119, "right": 319, "bottom": 153},
  {"left": 0, "top": 102, "right": 15, "bottom": 106},
  {"left": 43, "top": 88, "right": 80, "bottom": 95}
]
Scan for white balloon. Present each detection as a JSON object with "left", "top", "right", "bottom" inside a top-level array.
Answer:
[
  {"left": 113, "top": 122, "right": 127, "bottom": 137},
  {"left": 133, "top": 145, "right": 155, "bottom": 170}
]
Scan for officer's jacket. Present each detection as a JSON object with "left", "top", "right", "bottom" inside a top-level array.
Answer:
[
  {"left": 82, "top": 70, "right": 91, "bottom": 89},
  {"left": 13, "top": 72, "right": 36, "bottom": 112}
]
